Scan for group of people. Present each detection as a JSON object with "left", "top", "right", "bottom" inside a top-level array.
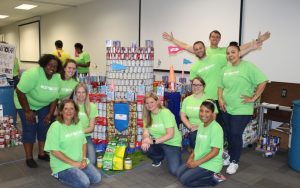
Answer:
[
  {"left": 139, "top": 30, "right": 269, "bottom": 187},
  {"left": 13, "top": 29, "right": 269, "bottom": 187},
  {"left": 14, "top": 40, "right": 101, "bottom": 187}
]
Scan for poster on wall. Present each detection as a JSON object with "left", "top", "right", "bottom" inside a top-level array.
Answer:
[{"left": 0, "top": 43, "right": 15, "bottom": 79}]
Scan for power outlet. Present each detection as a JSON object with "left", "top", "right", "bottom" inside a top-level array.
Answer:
[{"left": 281, "top": 89, "right": 287, "bottom": 97}]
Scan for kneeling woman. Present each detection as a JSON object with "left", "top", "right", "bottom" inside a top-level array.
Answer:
[
  {"left": 141, "top": 92, "right": 182, "bottom": 176},
  {"left": 44, "top": 99, "right": 101, "bottom": 188},
  {"left": 177, "top": 100, "right": 224, "bottom": 187}
]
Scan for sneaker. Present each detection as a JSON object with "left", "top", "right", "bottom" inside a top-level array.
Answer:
[
  {"left": 223, "top": 153, "right": 230, "bottom": 166},
  {"left": 213, "top": 173, "right": 227, "bottom": 183},
  {"left": 226, "top": 161, "right": 239, "bottom": 174},
  {"left": 152, "top": 161, "right": 161, "bottom": 167},
  {"left": 38, "top": 153, "right": 50, "bottom": 162},
  {"left": 26, "top": 159, "right": 38, "bottom": 168}
]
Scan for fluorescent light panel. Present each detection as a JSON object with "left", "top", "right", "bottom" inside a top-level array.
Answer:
[
  {"left": 0, "top": 15, "right": 9, "bottom": 19},
  {"left": 15, "top": 4, "right": 37, "bottom": 10}
]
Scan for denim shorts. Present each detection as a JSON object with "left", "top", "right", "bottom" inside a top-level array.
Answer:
[{"left": 18, "top": 105, "right": 50, "bottom": 143}]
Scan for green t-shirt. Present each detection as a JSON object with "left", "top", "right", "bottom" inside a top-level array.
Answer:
[
  {"left": 78, "top": 103, "right": 98, "bottom": 136},
  {"left": 180, "top": 94, "right": 209, "bottom": 127},
  {"left": 189, "top": 55, "right": 227, "bottom": 100},
  {"left": 59, "top": 78, "right": 78, "bottom": 100},
  {"left": 145, "top": 108, "right": 182, "bottom": 147},
  {"left": 194, "top": 120, "right": 223, "bottom": 173},
  {"left": 206, "top": 47, "right": 226, "bottom": 56},
  {"left": 14, "top": 67, "right": 61, "bottom": 110},
  {"left": 219, "top": 60, "right": 268, "bottom": 115},
  {"left": 76, "top": 51, "right": 90, "bottom": 74},
  {"left": 44, "top": 121, "right": 87, "bottom": 174},
  {"left": 13, "top": 58, "right": 20, "bottom": 77}
]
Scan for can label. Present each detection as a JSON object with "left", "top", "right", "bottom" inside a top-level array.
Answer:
[
  {"left": 124, "top": 158, "right": 132, "bottom": 170},
  {"left": 97, "top": 156, "right": 103, "bottom": 169}
]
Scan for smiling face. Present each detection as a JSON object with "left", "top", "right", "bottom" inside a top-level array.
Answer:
[
  {"left": 192, "top": 78, "right": 204, "bottom": 95},
  {"left": 62, "top": 102, "right": 76, "bottom": 122},
  {"left": 145, "top": 97, "right": 160, "bottom": 113},
  {"left": 199, "top": 104, "right": 214, "bottom": 125},
  {"left": 226, "top": 46, "right": 240, "bottom": 65},
  {"left": 193, "top": 42, "right": 206, "bottom": 59},
  {"left": 75, "top": 86, "right": 87, "bottom": 104},
  {"left": 209, "top": 32, "right": 221, "bottom": 47},
  {"left": 64, "top": 62, "right": 77, "bottom": 79},
  {"left": 44, "top": 59, "right": 58, "bottom": 78}
]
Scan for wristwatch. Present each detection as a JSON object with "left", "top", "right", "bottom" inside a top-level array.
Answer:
[{"left": 152, "top": 138, "right": 156, "bottom": 144}]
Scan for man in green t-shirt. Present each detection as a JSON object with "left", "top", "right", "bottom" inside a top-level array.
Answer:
[{"left": 74, "top": 43, "right": 91, "bottom": 75}]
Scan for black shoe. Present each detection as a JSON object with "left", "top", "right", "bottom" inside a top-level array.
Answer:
[
  {"left": 26, "top": 159, "right": 38, "bottom": 168},
  {"left": 38, "top": 153, "right": 50, "bottom": 162}
]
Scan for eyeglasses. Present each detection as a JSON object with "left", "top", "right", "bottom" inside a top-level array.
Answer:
[{"left": 192, "top": 84, "right": 203, "bottom": 87}]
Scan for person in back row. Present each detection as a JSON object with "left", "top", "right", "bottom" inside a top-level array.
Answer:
[
  {"left": 53, "top": 40, "right": 70, "bottom": 66},
  {"left": 74, "top": 42, "right": 91, "bottom": 76}
]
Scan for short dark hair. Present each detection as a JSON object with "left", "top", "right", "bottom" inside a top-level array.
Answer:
[
  {"left": 61, "top": 58, "right": 77, "bottom": 80},
  {"left": 193, "top": 41, "right": 205, "bottom": 48},
  {"left": 228, "top": 41, "right": 240, "bottom": 51},
  {"left": 38, "top": 54, "right": 63, "bottom": 73},
  {"left": 55, "top": 40, "right": 63, "bottom": 48},
  {"left": 201, "top": 99, "right": 216, "bottom": 112},
  {"left": 209, "top": 30, "right": 221, "bottom": 38},
  {"left": 56, "top": 99, "right": 80, "bottom": 124},
  {"left": 74, "top": 43, "right": 83, "bottom": 50}
]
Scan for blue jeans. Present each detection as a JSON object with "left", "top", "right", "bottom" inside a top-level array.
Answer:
[
  {"left": 177, "top": 164, "right": 217, "bottom": 187},
  {"left": 215, "top": 100, "right": 226, "bottom": 142},
  {"left": 143, "top": 144, "right": 182, "bottom": 176},
  {"left": 221, "top": 111, "right": 252, "bottom": 163},
  {"left": 18, "top": 106, "right": 50, "bottom": 143},
  {"left": 55, "top": 163, "right": 101, "bottom": 188},
  {"left": 86, "top": 136, "right": 96, "bottom": 165},
  {"left": 188, "top": 131, "right": 197, "bottom": 149}
]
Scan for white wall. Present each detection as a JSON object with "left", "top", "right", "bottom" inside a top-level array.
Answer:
[
  {"left": 141, "top": 0, "right": 240, "bottom": 71},
  {"left": 242, "top": 0, "right": 300, "bottom": 83},
  {"left": 0, "top": 0, "right": 139, "bottom": 74}
]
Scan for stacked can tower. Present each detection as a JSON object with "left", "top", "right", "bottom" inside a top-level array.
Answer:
[
  {"left": 0, "top": 116, "right": 22, "bottom": 148},
  {"left": 105, "top": 40, "right": 154, "bottom": 101}
]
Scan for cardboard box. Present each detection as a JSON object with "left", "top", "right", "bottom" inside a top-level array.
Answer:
[{"left": 268, "top": 123, "right": 290, "bottom": 151}]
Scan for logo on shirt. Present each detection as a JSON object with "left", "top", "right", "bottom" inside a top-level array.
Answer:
[
  {"left": 187, "top": 106, "right": 199, "bottom": 111},
  {"left": 197, "top": 64, "right": 215, "bottom": 73},
  {"left": 40, "top": 85, "right": 59, "bottom": 91},
  {"left": 65, "top": 130, "right": 82, "bottom": 138},
  {"left": 197, "top": 134, "right": 207, "bottom": 140},
  {"left": 224, "top": 71, "right": 240, "bottom": 76},
  {"left": 152, "top": 123, "right": 163, "bottom": 128}
]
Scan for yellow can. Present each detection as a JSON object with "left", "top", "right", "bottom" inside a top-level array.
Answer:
[
  {"left": 124, "top": 157, "right": 132, "bottom": 170},
  {"left": 97, "top": 156, "right": 103, "bottom": 169}
]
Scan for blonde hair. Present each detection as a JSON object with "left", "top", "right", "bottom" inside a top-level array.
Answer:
[
  {"left": 57, "top": 99, "right": 80, "bottom": 124},
  {"left": 143, "top": 92, "right": 163, "bottom": 128},
  {"left": 73, "top": 83, "right": 91, "bottom": 118}
]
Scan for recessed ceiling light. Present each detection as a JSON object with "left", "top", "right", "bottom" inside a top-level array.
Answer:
[
  {"left": 0, "top": 15, "right": 9, "bottom": 19},
  {"left": 15, "top": 4, "right": 38, "bottom": 10}
]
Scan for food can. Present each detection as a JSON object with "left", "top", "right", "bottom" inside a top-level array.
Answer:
[
  {"left": 124, "top": 157, "right": 132, "bottom": 170},
  {"left": 97, "top": 156, "right": 103, "bottom": 169}
]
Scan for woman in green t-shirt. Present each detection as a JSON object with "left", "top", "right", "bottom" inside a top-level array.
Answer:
[
  {"left": 59, "top": 59, "right": 78, "bottom": 100},
  {"left": 44, "top": 99, "right": 101, "bottom": 187},
  {"left": 218, "top": 42, "right": 268, "bottom": 175},
  {"left": 141, "top": 92, "right": 182, "bottom": 176},
  {"left": 16, "top": 54, "right": 63, "bottom": 168},
  {"left": 73, "top": 83, "right": 97, "bottom": 165},
  {"left": 180, "top": 76, "right": 207, "bottom": 149},
  {"left": 177, "top": 100, "right": 224, "bottom": 187}
]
